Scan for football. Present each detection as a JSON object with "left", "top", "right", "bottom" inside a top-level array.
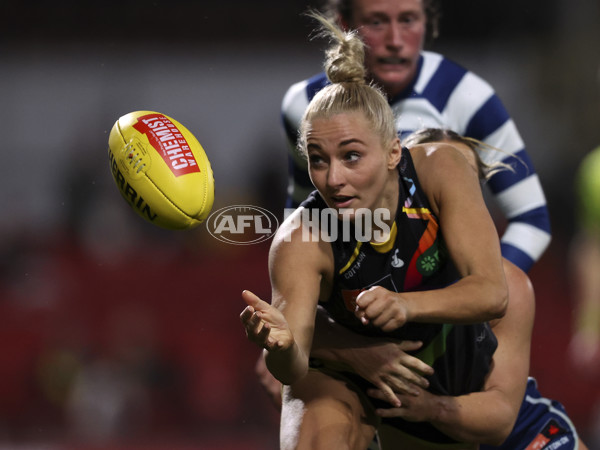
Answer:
[{"left": 108, "top": 111, "right": 215, "bottom": 230}]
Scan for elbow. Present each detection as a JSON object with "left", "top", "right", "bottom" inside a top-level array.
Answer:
[
  {"left": 483, "top": 418, "right": 514, "bottom": 446},
  {"left": 478, "top": 396, "right": 520, "bottom": 446},
  {"left": 495, "top": 287, "right": 509, "bottom": 319},
  {"left": 277, "top": 367, "right": 308, "bottom": 386},
  {"left": 487, "top": 281, "right": 509, "bottom": 320},
  {"left": 434, "top": 397, "right": 517, "bottom": 445},
  {"left": 481, "top": 429, "right": 513, "bottom": 447},
  {"left": 458, "top": 404, "right": 517, "bottom": 446},
  {"left": 265, "top": 352, "right": 308, "bottom": 386},
  {"left": 479, "top": 414, "right": 516, "bottom": 446}
]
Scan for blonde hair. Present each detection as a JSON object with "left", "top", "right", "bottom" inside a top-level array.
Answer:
[
  {"left": 297, "top": 12, "right": 397, "bottom": 158},
  {"left": 402, "top": 128, "right": 515, "bottom": 181}
]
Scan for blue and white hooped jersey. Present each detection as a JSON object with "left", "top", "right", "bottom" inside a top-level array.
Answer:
[
  {"left": 281, "top": 50, "right": 551, "bottom": 273},
  {"left": 480, "top": 378, "right": 582, "bottom": 450}
]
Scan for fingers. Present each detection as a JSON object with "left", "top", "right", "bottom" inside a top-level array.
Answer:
[
  {"left": 395, "top": 341, "right": 435, "bottom": 377},
  {"left": 390, "top": 363, "right": 432, "bottom": 389},
  {"left": 381, "top": 372, "right": 422, "bottom": 394},
  {"left": 355, "top": 286, "right": 376, "bottom": 305},
  {"left": 240, "top": 304, "right": 262, "bottom": 328},
  {"left": 373, "top": 382, "right": 401, "bottom": 407},
  {"left": 242, "top": 289, "right": 270, "bottom": 310},
  {"left": 397, "top": 340, "right": 423, "bottom": 352},
  {"left": 240, "top": 304, "right": 255, "bottom": 323},
  {"left": 354, "top": 304, "right": 369, "bottom": 325},
  {"left": 354, "top": 287, "right": 408, "bottom": 331},
  {"left": 367, "top": 389, "right": 411, "bottom": 418},
  {"left": 240, "top": 291, "right": 272, "bottom": 342},
  {"left": 240, "top": 303, "right": 272, "bottom": 348},
  {"left": 367, "top": 388, "right": 406, "bottom": 415},
  {"left": 374, "top": 406, "right": 404, "bottom": 418}
]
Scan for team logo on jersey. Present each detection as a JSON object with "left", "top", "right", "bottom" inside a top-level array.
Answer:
[
  {"left": 391, "top": 249, "right": 404, "bottom": 268},
  {"left": 524, "top": 419, "right": 569, "bottom": 450},
  {"left": 416, "top": 241, "right": 441, "bottom": 276}
]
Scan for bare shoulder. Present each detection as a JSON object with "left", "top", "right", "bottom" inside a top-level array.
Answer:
[
  {"left": 408, "top": 142, "right": 475, "bottom": 175},
  {"left": 269, "top": 206, "right": 334, "bottom": 288},
  {"left": 408, "top": 143, "right": 480, "bottom": 212}
]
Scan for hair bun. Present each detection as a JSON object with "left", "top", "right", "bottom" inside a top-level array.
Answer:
[{"left": 309, "top": 12, "right": 367, "bottom": 85}]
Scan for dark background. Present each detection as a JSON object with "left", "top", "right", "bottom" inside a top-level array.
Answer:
[{"left": 0, "top": 1, "right": 599, "bottom": 448}]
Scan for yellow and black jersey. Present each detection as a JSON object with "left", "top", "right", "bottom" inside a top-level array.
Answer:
[{"left": 300, "top": 147, "right": 497, "bottom": 399}]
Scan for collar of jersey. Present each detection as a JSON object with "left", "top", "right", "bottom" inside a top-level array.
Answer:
[{"left": 370, "top": 221, "right": 397, "bottom": 254}]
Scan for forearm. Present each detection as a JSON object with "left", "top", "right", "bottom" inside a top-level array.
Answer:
[
  {"left": 430, "top": 261, "right": 529, "bottom": 445},
  {"left": 404, "top": 274, "right": 507, "bottom": 324},
  {"left": 265, "top": 341, "right": 309, "bottom": 385},
  {"left": 428, "top": 390, "right": 517, "bottom": 446}
]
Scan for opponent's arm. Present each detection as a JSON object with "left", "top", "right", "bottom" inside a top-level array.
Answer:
[
  {"left": 449, "top": 76, "right": 551, "bottom": 272},
  {"left": 251, "top": 305, "right": 434, "bottom": 409},
  {"left": 281, "top": 80, "right": 314, "bottom": 208},
  {"left": 480, "top": 119, "right": 551, "bottom": 273},
  {"left": 371, "top": 260, "right": 533, "bottom": 445},
  {"left": 310, "top": 307, "right": 434, "bottom": 406}
]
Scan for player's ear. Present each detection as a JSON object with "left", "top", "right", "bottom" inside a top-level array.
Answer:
[{"left": 388, "top": 138, "right": 402, "bottom": 169}]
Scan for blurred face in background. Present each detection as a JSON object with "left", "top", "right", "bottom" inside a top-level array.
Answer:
[{"left": 346, "top": 0, "right": 427, "bottom": 98}]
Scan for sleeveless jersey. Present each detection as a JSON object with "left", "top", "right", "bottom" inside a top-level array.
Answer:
[
  {"left": 283, "top": 50, "right": 551, "bottom": 272},
  {"left": 300, "top": 147, "right": 498, "bottom": 400}
]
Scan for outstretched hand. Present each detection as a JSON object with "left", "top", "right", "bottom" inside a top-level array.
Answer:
[{"left": 240, "top": 290, "right": 294, "bottom": 352}]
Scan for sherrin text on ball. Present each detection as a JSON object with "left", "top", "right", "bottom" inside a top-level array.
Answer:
[{"left": 108, "top": 111, "right": 215, "bottom": 230}]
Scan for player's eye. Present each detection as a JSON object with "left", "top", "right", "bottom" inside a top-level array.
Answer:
[
  {"left": 344, "top": 151, "right": 361, "bottom": 163},
  {"left": 308, "top": 153, "right": 326, "bottom": 167}
]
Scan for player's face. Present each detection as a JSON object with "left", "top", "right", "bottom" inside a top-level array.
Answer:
[
  {"left": 305, "top": 111, "right": 400, "bottom": 219},
  {"left": 347, "top": 0, "right": 426, "bottom": 99}
]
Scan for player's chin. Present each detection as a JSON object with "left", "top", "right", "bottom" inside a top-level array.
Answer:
[{"left": 372, "top": 67, "right": 411, "bottom": 90}]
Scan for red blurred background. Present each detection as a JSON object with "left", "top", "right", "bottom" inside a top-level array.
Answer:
[{"left": 1, "top": 0, "right": 599, "bottom": 448}]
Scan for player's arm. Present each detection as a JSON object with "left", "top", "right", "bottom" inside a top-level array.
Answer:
[
  {"left": 310, "top": 307, "right": 434, "bottom": 406},
  {"left": 241, "top": 208, "right": 332, "bottom": 385},
  {"left": 372, "top": 260, "right": 533, "bottom": 445},
  {"left": 251, "top": 305, "right": 434, "bottom": 409},
  {"left": 356, "top": 145, "right": 508, "bottom": 330},
  {"left": 419, "top": 144, "right": 508, "bottom": 322},
  {"left": 487, "top": 145, "right": 551, "bottom": 273},
  {"left": 457, "top": 78, "right": 551, "bottom": 272},
  {"left": 281, "top": 80, "right": 314, "bottom": 208}
]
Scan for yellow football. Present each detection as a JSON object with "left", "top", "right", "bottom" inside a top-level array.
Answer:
[{"left": 108, "top": 111, "right": 215, "bottom": 230}]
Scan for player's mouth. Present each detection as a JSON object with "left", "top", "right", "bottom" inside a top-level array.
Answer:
[
  {"left": 330, "top": 195, "right": 355, "bottom": 209},
  {"left": 378, "top": 56, "right": 409, "bottom": 67}
]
